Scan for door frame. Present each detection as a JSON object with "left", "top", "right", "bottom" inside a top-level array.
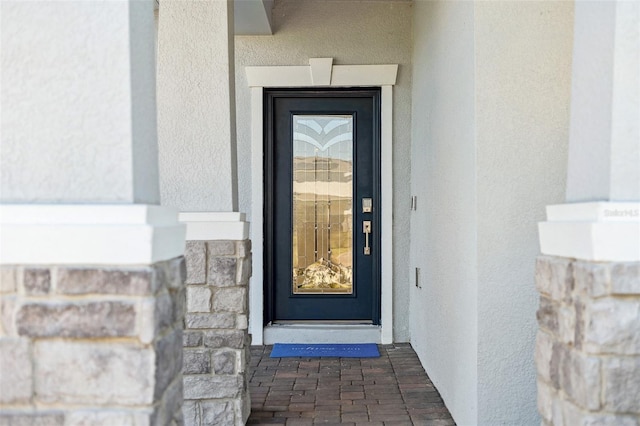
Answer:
[{"left": 246, "top": 58, "right": 397, "bottom": 344}]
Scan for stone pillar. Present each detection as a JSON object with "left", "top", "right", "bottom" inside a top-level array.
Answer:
[
  {"left": 535, "top": 257, "right": 640, "bottom": 425},
  {"left": 179, "top": 214, "right": 252, "bottom": 426},
  {"left": 157, "top": 3, "right": 252, "bottom": 423},
  {"left": 536, "top": 2, "right": 640, "bottom": 425},
  {"left": 0, "top": 1, "right": 186, "bottom": 424},
  {"left": 0, "top": 247, "right": 186, "bottom": 425},
  {"left": 157, "top": 0, "right": 238, "bottom": 212}
]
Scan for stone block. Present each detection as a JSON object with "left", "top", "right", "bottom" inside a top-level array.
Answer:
[
  {"left": 603, "top": 357, "right": 640, "bottom": 413},
  {"left": 0, "top": 413, "right": 64, "bottom": 426},
  {"left": 237, "top": 240, "right": 251, "bottom": 258},
  {"left": 154, "top": 328, "right": 183, "bottom": 400},
  {"left": 562, "top": 398, "right": 640, "bottom": 426},
  {"left": 0, "top": 296, "right": 18, "bottom": 336},
  {"left": 183, "top": 349, "right": 211, "bottom": 374},
  {"left": 185, "top": 313, "right": 235, "bottom": 329},
  {"left": 237, "top": 258, "right": 252, "bottom": 284},
  {"left": 182, "top": 400, "right": 199, "bottom": 426},
  {"left": 0, "top": 338, "right": 32, "bottom": 403},
  {"left": 23, "top": 268, "right": 51, "bottom": 295},
  {"left": 187, "top": 286, "right": 212, "bottom": 313},
  {"left": 611, "top": 263, "right": 640, "bottom": 295},
  {"left": 573, "top": 261, "right": 610, "bottom": 298},
  {"left": 201, "top": 401, "right": 234, "bottom": 425},
  {"left": 212, "top": 287, "right": 246, "bottom": 313},
  {"left": 173, "top": 286, "right": 186, "bottom": 325},
  {"left": 35, "top": 340, "right": 155, "bottom": 405},
  {"left": 536, "top": 331, "right": 563, "bottom": 390},
  {"left": 57, "top": 267, "right": 154, "bottom": 295},
  {"left": 239, "top": 390, "right": 251, "bottom": 425},
  {"left": 183, "top": 375, "right": 242, "bottom": 399},
  {"left": 535, "top": 256, "right": 573, "bottom": 302},
  {"left": 207, "top": 241, "right": 235, "bottom": 256},
  {"left": 203, "top": 330, "right": 246, "bottom": 349},
  {"left": 185, "top": 241, "right": 206, "bottom": 284},
  {"left": 167, "top": 256, "right": 187, "bottom": 289},
  {"left": 17, "top": 301, "right": 136, "bottom": 338},
  {"left": 0, "top": 266, "right": 19, "bottom": 294},
  {"left": 236, "top": 314, "right": 248, "bottom": 330},
  {"left": 574, "top": 299, "right": 585, "bottom": 350},
  {"left": 583, "top": 298, "right": 640, "bottom": 355},
  {"left": 155, "top": 291, "right": 176, "bottom": 335},
  {"left": 557, "top": 305, "right": 576, "bottom": 345},
  {"left": 207, "top": 258, "right": 237, "bottom": 287},
  {"left": 152, "top": 372, "right": 183, "bottom": 426},
  {"left": 560, "top": 349, "right": 601, "bottom": 410},
  {"left": 185, "top": 313, "right": 236, "bottom": 329},
  {"left": 212, "top": 350, "right": 236, "bottom": 375},
  {"left": 153, "top": 257, "right": 186, "bottom": 291},
  {"left": 183, "top": 331, "right": 203, "bottom": 347},
  {"left": 537, "top": 380, "right": 554, "bottom": 423},
  {"left": 537, "top": 297, "right": 559, "bottom": 336}
]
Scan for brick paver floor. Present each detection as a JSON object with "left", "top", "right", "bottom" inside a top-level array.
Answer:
[{"left": 248, "top": 343, "right": 456, "bottom": 425}]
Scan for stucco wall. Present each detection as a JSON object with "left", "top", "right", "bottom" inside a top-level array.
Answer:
[
  {"left": 566, "top": 1, "right": 640, "bottom": 202},
  {"left": 1, "top": 1, "right": 159, "bottom": 204},
  {"left": 411, "top": 1, "right": 573, "bottom": 425},
  {"left": 157, "top": 0, "right": 238, "bottom": 212},
  {"left": 410, "top": 2, "right": 478, "bottom": 424},
  {"left": 235, "top": 0, "right": 413, "bottom": 341},
  {"left": 475, "top": 3, "right": 574, "bottom": 424}
]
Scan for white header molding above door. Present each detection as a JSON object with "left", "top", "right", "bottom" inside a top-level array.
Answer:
[
  {"left": 246, "top": 58, "right": 397, "bottom": 345},
  {"left": 246, "top": 58, "right": 398, "bottom": 87}
]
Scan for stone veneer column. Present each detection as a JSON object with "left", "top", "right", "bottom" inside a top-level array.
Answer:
[
  {"left": 536, "top": 1, "right": 640, "bottom": 425},
  {"left": 1, "top": 0, "right": 187, "bottom": 423},
  {"left": 535, "top": 257, "right": 640, "bottom": 425},
  {"left": 0, "top": 250, "right": 186, "bottom": 425},
  {"left": 179, "top": 214, "right": 252, "bottom": 426}
]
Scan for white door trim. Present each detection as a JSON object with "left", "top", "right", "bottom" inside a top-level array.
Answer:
[{"left": 247, "top": 58, "right": 397, "bottom": 345}]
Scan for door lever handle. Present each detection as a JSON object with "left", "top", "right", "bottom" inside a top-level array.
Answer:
[{"left": 363, "top": 221, "right": 372, "bottom": 255}]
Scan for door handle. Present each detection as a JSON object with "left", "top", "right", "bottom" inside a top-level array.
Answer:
[{"left": 363, "top": 220, "right": 372, "bottom": 255}]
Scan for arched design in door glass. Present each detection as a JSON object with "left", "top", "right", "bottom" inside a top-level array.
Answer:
[{"left": 292, "top": 115, "right": 353, "bottom": 294}]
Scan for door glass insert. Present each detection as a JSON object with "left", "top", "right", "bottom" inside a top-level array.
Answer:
[{"left": 292, "top": 115, "right": 353, "bottom": 294}]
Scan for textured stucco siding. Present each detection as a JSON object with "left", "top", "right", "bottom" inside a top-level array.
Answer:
[
  {"left": 234, "top": 0, "right": 413, "bottom": 341},
  {"left": 410, "top": 1, "right": 573, "bottom": 425},
  {"left": 1, "top": 1, "right": 159, "bottom": 204},
  {"left": 410, "top": 2, "right": 478, "bottom": 424},
  {"left": 475, "top": 3, "right": 573, "bottom": 424}
]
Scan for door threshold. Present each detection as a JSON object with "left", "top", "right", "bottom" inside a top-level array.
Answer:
[
  {"left": 263, "top": 323, "right": 381, "bottom": 344},
  {"left": 272, "top": 320, "right": 374, "bottom": 325}
]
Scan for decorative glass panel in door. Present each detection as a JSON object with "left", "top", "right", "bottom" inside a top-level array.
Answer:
[{"left": 292, "top": 115, "right": 353, "bottom": 294}]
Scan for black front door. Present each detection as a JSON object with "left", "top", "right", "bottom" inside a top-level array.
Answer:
[{"left": 264, "top": 88, "right": 381, "bottom": 324}]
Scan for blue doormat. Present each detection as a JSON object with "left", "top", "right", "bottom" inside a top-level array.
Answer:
[{"left": 270, "top": 343, "right": 380, "bottom": 358}]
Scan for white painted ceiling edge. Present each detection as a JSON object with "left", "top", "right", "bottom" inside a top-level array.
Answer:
[{"left": 235, "top": 0, "right": 274, "bottom": 35}]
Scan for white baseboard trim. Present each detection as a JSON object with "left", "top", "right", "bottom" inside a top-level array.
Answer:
[
  {"left": 0, "top": 204, "right": 186, "bottom": 265},
  {"left": 538, "top": 202, "right": 640, "bottom": 262},
  {"left": 179, "top": 212, "right": 249, "bottom": 241},
  {"left": 263, "top": 324, "right": 382, "bottom": 345}
]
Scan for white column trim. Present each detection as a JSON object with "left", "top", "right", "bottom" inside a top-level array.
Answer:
[
  {"left": 538, "top": 202, "right": 640, "bottom": 261},
  {"left": 178, "top": 212, "right": 249, "bottom": 241},
  {"left": 0, "top": 204, "right": 186, "bottom": 265},
  {"left": 247, "top": 58, "right": 397, "bottom": 345},
  {"left": 250, "top": 86, "right": 265, "bottom": 343}
]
